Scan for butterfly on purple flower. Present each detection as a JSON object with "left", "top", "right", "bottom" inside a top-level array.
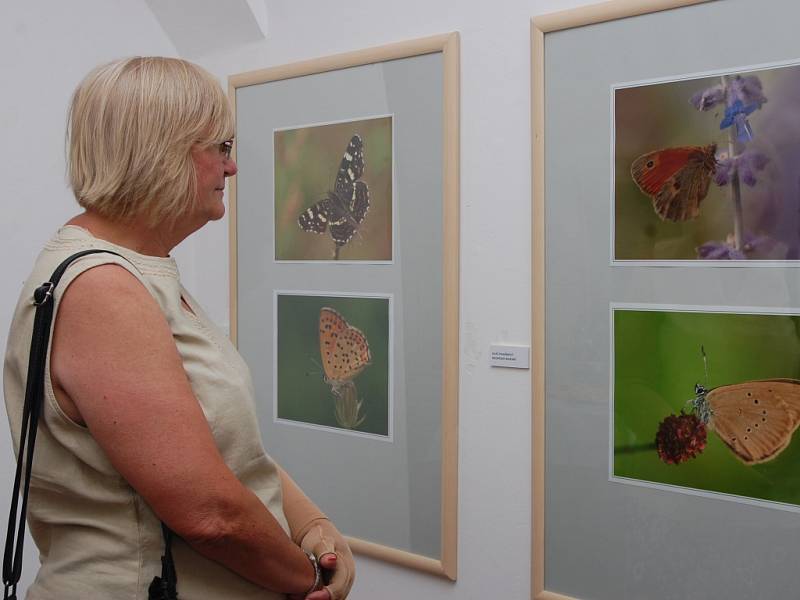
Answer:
[{"left": 298, "top": 135, "right": 370, "bottom": 247}]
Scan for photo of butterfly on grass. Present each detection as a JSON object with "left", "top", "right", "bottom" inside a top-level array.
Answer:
[
  {"left": 614, "top": 62, "right": 800, "bottom": 261},
  {"left": 274, "top": 116, "right": 392, "bottom": 261},
  {"left": 275, "top": 293, "right": 390, "bottom": 437},
  {"left": 613, "top": 307, "right": 800, "bottom": 509}
]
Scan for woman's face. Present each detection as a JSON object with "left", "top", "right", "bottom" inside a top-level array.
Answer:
[{"left": 190, "top": 140, "right": 237, "bottom": 223}]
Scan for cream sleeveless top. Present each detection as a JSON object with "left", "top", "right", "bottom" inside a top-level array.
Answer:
[{"left": 3, "top": 226, "right": 289, "bottom": 599}]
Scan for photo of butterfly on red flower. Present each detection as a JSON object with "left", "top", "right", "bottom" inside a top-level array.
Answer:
[
  {"left": 614, "top": 62, "right": 800, "bottom": 261},
  {"left": 613, "top": 307, "right": 800, "bottom": 509}
]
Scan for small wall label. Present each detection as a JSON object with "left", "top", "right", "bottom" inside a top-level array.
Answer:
[{"left": 489, "top": 344, "right": 530, "bottom": 369}]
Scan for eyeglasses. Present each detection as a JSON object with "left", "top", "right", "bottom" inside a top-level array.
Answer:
[{"left": 218, "top": 139, "right": 234, "bottom": 160}]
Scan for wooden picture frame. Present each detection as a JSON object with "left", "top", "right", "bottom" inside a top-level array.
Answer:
[
  {"left": 228, "top": 33, "right": 459, "bottom": 580},
  {"left": 532, "top": 1, "right": 800, "bottom": 598}
]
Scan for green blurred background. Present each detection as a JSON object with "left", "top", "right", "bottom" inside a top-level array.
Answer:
[
  {"left": 614, "top": 308, "right": 800, "bottom": 505},
  {"left": 615, "top": 66, "right": 795, "bottom": 260},
  {"left": 276, "top": 294, "right": 390, "bottom": 436},
  {"left": 274, "top": 116, "right": 392, "bottom": 261}
]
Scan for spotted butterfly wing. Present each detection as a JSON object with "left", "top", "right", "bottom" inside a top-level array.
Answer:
[
  {"left": 298, "top": 135, "right": 370, "bottom": 246},
  {"left": 318, "top": 307, "right": 372, "bottom": 388},
  {"left": 631, "top": 144, "right": 717, "bottom": 222},
  {"left": 704, "top": 379, "right": 800, "bottom": 464}
]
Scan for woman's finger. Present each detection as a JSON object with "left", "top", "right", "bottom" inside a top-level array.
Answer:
[
  {"left": 305, "top": 588, "right": 332, "bottom": 600},
  {"left": 319, "top": 553, "right": 337, "bottom": 569}
]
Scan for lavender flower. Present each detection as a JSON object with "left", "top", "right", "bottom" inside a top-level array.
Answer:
[
  {"left": 697, "top": 232, "right": 772, "bottom": 259},
  {"left": 728, "top": 75, "right": 767, "bottom": 109},
  {"left": 690, "top": 83, "right": 725, "bottom": 111},
  {"left": 714, "top": 150, "right": 769, "bottom": 186},
  {"left": 720, "top": 100, "right": 758, "bottom": 141},
  {"left": 697, "top": 239, "right": 747, "bottom": 260}
]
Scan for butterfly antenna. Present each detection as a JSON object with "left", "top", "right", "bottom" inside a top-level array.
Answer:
[
  {"left": 305, "top": 355, "right": 323, "bottom": 378},
  {"left": 701, "top": 345, "right": 710, "bottom": 387}
]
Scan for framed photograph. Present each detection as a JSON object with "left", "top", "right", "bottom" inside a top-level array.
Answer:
[
  {"left": 229, "top": 33, "right": 459, "bottom": 579},
  {"left": 275, "top": 292, "right": 392, "bottom": 439},
  {"left": 614, "top": 62, "right": 800, "bottom": 264},
  {"left": 532, "top": 1, "right": 800, "bottom": 599},
  {"left": 274, "top": 116, "right": 393, "bottom": 262},
  {"left": 612, "top": 304, "right": 800, "bottom": 510}
]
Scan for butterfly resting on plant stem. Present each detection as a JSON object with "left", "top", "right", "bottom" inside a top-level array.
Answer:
[
  {"left": 318, "top": 307, "right": 371, "bottom": 429},
  {"left": 318, "top": 307, "right": 371, "bottom": 395},
  {"left": 298, "top": 135, "right": 370, "bottom": 248},
  {"left": 631, "top": 143, "right": 718, "bottom": 222}
]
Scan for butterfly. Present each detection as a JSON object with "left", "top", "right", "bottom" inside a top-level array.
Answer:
[
  {"left": 692, "top": 380, "right": 800, "bottom": 464},
  {"left": 318, "top": 307, "right": 371, "bottom": 395},
  {"left": 298, "top": 135, "right": 370, "bottom": 247},
  {"left": 630, "top": 144, "right": 717, "bottom": 222}
]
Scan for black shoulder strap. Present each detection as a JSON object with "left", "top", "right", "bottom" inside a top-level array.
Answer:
[{"left": 2, "top": 249, "right": 176, "bottom": 599}]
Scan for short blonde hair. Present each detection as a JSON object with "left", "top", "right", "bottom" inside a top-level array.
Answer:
[{"left": 67, "top": 57, "right": 234, "bottom": 225}]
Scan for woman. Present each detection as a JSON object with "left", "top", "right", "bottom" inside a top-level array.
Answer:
[{"left": 3, "top": 57, "right": 354, "bottom": 599}]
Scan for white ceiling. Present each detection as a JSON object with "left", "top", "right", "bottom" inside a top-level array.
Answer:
[{"left": 144, "top": 0, "right": 268, "bottom": 59}]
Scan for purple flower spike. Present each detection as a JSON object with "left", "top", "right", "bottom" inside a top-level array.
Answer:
[
  {"left": 690, "top": 83, "right": 726, "bottom": 111},
  {"left": 713, "top": 150, "right": 769, "bottom": 187},
  {"left": 697, "top": 232, "right": 771, "bottom": 260},
  {"left": 720, "top": 100, "right": 758, "bottom": 141},
  {"left": 733, "top": 114, "right": 753, "bottom": 142},
  {"left": 729, "top": 75, "right": 767, "bottom": 109},
  {"left": 738, "top": 150, "right": 769, "bottom": 186},
  {"left": 742, "top": 234, "right": 772, "bottom": 253},
  {"left": 697, "top": 240, "right": 747, "bottom": 260},
  {"left": 714, "top": 156, "right": 735, "bottom": 186}
]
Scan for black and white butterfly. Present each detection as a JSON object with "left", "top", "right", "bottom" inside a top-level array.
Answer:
[{"left": 297, "top": 134, "right": 370, "bottom": 247}]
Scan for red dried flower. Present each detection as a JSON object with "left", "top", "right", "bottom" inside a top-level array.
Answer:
[{"left": 655, "top": 413, "right": 707, "bottom": 465}]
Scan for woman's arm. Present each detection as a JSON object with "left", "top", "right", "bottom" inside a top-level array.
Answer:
[
  {"left": 50, "top": 264, "right": 317, "bottom": 596},
  {"left": 280, "top": 468, "right": 355, "bottom": 599}
]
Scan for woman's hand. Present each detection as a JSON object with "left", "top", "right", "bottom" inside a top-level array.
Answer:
[{"left": 299, "top": 519, "right": 355, "bottom": 600}]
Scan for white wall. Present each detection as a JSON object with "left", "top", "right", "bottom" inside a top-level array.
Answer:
[
  {"left": 0, "top": 1, "right": 177, "bottom": 593},
  {"left": 185, "top": 1, "right": 586, "bottom": 598},
  {"left": 1, "top": 0, "right": 591, "bottom": 598}
]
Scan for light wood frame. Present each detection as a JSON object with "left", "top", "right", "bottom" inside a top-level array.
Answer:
[
  {"left": 531, "top": 2, "right": 713, "bottom": 599},
  {"left": 228, "top": 33, "right": 460, "bottom": 580}
]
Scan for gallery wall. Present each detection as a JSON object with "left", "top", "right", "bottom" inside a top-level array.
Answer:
[{"left": 1, "top": 0, "right": 588, "bottom": 597}]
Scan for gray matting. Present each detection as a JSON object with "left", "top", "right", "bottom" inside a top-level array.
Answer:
[
  {"left": 235, "top": 52, "right": 444, "bottom": 558},
  {"left": 544, "top": 1, "right": 800, "bottom": 598}
]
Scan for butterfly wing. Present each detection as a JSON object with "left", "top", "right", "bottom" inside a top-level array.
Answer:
[
  {"left": 298, "top": 196, "right": 338, "bottom": 234},
  {"left": 327, "top": 135, "right": 369, "bottom": 246},
  {"left": 350, "top": 181, "right": 370, "bottom": 224},
  {"left": 318, "top": 307, "right": 371, "bottom": 384},
  {"left": 329, "top": 220, "right": 357, "bottom": 247},
  {"left": 336, "top": 321, "right": 372, "bottom": 379},
  {"left": 630, "top": 145, "right": 716, "bottom": 222},
  {"left": 334, "top": 135, "right": 366, "bottom": 198},
  {"left": 707, "top": 379, "right": 800, "bottom": 464},
  {"left": 299, "top": 135, "right": 368, "bottom": 243}
]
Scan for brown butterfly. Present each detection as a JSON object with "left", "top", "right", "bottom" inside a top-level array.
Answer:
[
  {"left": 318, "top": 307, "right": 371, "bottom": 395},
  {"left": 693, "top": 379, "right": 800, "bottom": 464},
  {"left": 630, "top": 144, "right": 717, "bottom": 222}
]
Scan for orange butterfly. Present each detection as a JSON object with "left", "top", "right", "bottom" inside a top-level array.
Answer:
[
  {"left": 318, "top": 307, "right": 371, "bottom": 395},
  {"left": 630, "top": 144, "right": 717, "bottom": 222},
  {"left": 693, "top": 379, "right": 800, "bottom": 465}
]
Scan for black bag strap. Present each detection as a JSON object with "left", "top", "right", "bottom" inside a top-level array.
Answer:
[
  {"left": 148, "top": 523, "right": 178, "bottom": 600},
  {"left": 2, "top": 249, "right": 177, "bottom": 599}
]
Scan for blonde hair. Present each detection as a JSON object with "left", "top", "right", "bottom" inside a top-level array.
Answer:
[{"left": 67, "top": 57, "right": 234, "bottom": 225}]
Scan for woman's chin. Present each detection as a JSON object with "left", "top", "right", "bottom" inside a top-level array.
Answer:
[
  {"left": 206, "top": 199, "right": 226, "bottom": 221},
  {"left": 209, "top": 205, "right": 226, "bottom": 221}
]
